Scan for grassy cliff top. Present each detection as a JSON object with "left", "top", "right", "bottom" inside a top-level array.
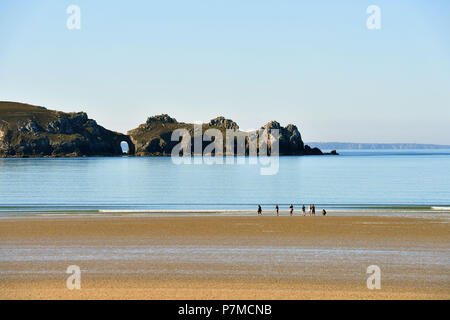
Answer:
[{"left": 0, "top": 101, "right": 77, "bottom": 126}]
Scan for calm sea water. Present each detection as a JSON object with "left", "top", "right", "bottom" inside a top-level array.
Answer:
[{"left": 0, "top": 150, "right": 449, "bottom": 214}]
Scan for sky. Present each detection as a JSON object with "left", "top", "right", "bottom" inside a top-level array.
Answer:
[{"left": 0, "top": 0, "right": 449, "bottom": 144}]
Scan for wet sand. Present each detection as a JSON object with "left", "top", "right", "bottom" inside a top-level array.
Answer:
[{"left": 0, "top": 214, "right": 449, "bottom": 299}]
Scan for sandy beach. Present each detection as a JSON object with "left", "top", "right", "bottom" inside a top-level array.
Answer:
[{"left": 1, "top": 214, "right": 449, "bottom": 299}]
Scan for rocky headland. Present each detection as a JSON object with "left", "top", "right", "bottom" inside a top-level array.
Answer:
[
  {"left": 1, "top": 101, "right": 333, "bottom": 157},
  {"left": 128, "top": 115, "right": 324, "bottom": 156},
  {"left": 0, "top": 102, "right": 134, "bottom": 157}
]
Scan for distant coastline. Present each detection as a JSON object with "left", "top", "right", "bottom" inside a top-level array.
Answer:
[{"left": 306, "top": 142, "right": 450, "bottom": 150}]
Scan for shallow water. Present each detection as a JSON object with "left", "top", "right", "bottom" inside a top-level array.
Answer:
[{"left": 1, "top": 244, "right": 448, "bottom": 285}]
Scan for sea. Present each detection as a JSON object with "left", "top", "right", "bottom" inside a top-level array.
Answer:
[{"left": 0, "top": 149, "right": 449, "bottom": 216}]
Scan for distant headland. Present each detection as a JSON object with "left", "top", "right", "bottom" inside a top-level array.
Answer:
[
  {"left": 307, "top": 142, "right": 450, "bottom": 150},
  {"left": 0, "top": 101, "right": 333, "bottom": 157}
]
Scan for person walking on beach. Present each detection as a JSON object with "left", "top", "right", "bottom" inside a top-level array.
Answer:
[
  {"left": 308, "top": 204, "right": 312, "bottom": 216},
  {"left": 289, "top": 204, "right": 294, "bottom": 216},
  {"left": 312, "top": 204, "right": 316, "bottom": 216},
  {"left": 322, "top": 209, "right": 327, "bottom": 216},
  {"left": 257, "top": 205, "right": 262, "bottom": 216},
  {"left": 275, "top": 205, "right": 279, "bottom": 216},
  {"left": 302, "top": 205, "right": 306, "bottom": 216}
]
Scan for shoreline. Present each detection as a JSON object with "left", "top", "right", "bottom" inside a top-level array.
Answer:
[
  {"left": 1, "top": 204, "right": 450, "bottom": 218},
  {"left": 1, "top": 208, "right": 450, "bottom": 219},
  {"left": 1, "top": 214, "right": 449, "bottom": 299}
]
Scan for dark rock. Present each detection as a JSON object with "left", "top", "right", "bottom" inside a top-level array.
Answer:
[
  {"left": 259, "top": 121, "right": 305, "bottom": 155},
  {"left": 262, "top": 121, "right": 281, "bottom": 130},
  {"left": 146, "top": 114, "right": 177, "bottom": 124},
  {"left": 129, "top": 114, "right": 325, "bottom": 156},
  {"left": 0, "top": 102, "right": 135, "bottom": 157},
  {"left": 19, "top": 120, "right": 43, "bottom": 136},
  {"left": 208, "top": 117, "right": 239, "bottom": 130},
  {"left": 303, "top": 145, "right": 323, "bottom": 155}
]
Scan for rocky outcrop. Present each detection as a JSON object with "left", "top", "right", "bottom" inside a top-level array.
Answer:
[
  {"left": 128, "top": 114, "right": 324, "bottom": 156},
  {"left": 0, "top": 102, "right": 330, "bottom": 157},
  {"left": 127, "top": 114, "right": 185, "bottom": 156},
  {"left": 208, "top": 117, "right": 239, "bottom": 130},
  {"left": 258, "top": 120, "right": 322, "bottom": 155},
  {"left": 146, "top": 114, "right": 177, "bottom": 125},
  {"left": 0, "top": 102, "right": 134, "bottom": 157}
]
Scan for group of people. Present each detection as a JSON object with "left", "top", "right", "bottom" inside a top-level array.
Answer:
[{"left": 257, "top": 204, "right": 326, "bottom": 216}]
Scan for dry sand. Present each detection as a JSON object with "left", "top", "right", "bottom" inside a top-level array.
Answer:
[{"left": 0, "top": 214, "right": 449, "bottom": 299}]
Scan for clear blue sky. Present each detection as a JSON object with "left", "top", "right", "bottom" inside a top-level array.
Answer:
[{"left": 1, "top": 0, "right": 449, "bottom": 143}]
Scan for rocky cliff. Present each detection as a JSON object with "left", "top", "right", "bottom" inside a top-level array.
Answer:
[
  {"left": 128, "top": 114, "right": 323, "bottom": 156},
  {"left": 0, "top": 102, "right": 134, "bottom": 157},
  {"left": 0, "top": 102, "right": 326, "bottom": 157}
]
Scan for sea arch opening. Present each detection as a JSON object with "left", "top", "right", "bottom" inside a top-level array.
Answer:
[{"left": 120, "top": 141, "right": 130, "bottom": 154}]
